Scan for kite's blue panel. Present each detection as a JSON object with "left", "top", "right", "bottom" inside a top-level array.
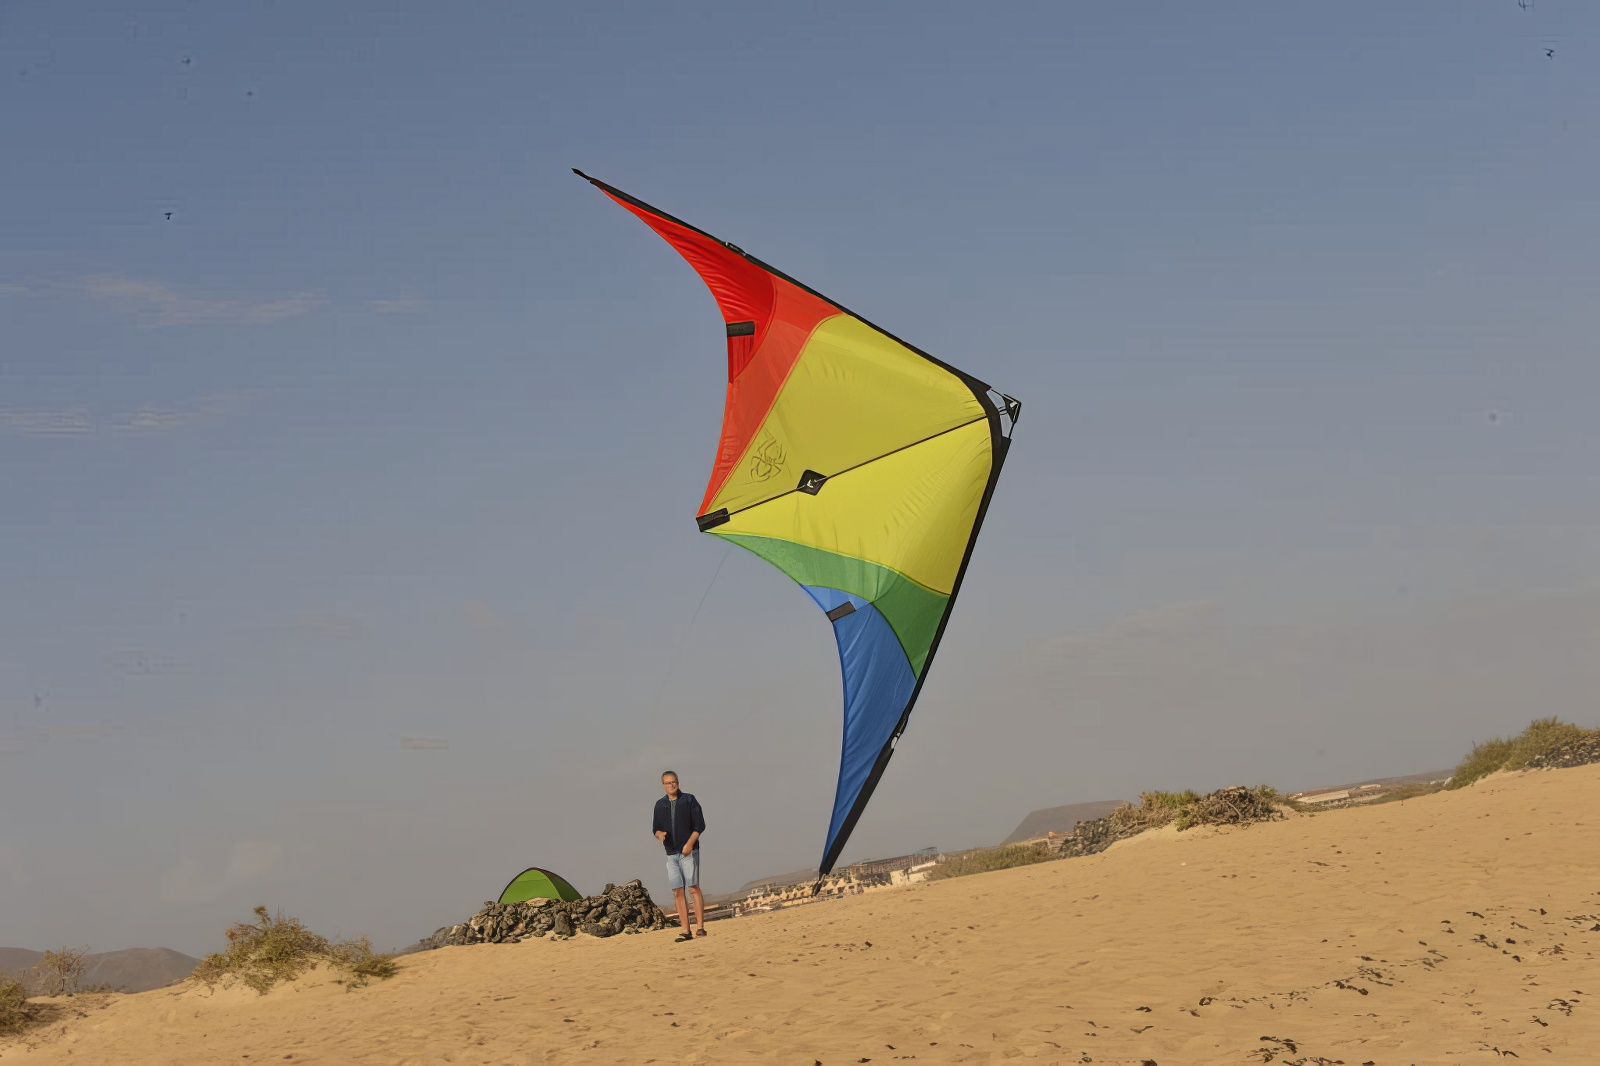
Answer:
[{"left": 802, "top": 585, "right": 918, "bottom": 867}]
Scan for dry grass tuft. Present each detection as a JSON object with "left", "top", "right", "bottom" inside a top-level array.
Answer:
[
  {"left": 1139, "top": 789, "right": 1202, "bottom": 811},
  {"left": 327, "top": 936, "right": 400, "bottom": 987},
  {"left": 192, "top": 906, "right": 398, "bottom": 995}
]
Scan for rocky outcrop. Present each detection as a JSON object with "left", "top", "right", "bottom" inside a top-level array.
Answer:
[{"left": 416, "top": 880, "right": 670, "bottom": 949}]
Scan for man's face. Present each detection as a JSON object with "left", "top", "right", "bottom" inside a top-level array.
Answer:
[{"left": 662, "top": 774, "right": 680, "bottom": 797}]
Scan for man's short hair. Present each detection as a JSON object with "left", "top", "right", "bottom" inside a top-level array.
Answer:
[{"left": 661, "top": 770, "right": 678, "bottom": 782}]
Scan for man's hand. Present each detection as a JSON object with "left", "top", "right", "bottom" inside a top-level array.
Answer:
[
  {"left": 681, "top": 843, "right": 693, "bottom": 856},
  {"left": 655, "top": 830, "right": 667, "bottom": 842}
]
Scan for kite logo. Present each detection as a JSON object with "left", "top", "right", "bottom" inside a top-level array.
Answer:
[{"left": 749, "top": 432, "right": 787, "bottom": 482}]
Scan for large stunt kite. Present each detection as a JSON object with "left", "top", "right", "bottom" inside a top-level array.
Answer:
[{"left": 577, "top": 171, "right": 1019, "bottom": 877}]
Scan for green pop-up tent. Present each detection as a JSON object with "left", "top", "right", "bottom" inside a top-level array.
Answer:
[{"left": 497, "top": 867, "right": 582, "bottom": 905}]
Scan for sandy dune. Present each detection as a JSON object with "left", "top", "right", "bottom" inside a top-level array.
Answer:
[{"left": 5, "top": 766, "right": 1598, "bottom": 1065}]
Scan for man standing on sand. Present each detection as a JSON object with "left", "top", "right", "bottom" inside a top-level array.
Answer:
[{"left": 652, "top": 770, "right": 706, "bottom": 941}]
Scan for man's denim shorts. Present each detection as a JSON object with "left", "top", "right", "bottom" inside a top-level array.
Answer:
[{"left": 665, "top": 849, "right": 699, "bottom": 890}]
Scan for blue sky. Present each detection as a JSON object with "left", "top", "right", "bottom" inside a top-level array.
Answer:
[{"left": 4, "top": 1, "right": 1599, "bottom": 956}]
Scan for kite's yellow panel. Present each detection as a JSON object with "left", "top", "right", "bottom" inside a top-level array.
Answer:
[
  {"left": 706, "top": 314, "right": 987, "bottom": 516},
  {"left": 716, "top": 418, "right": 992, "bottom": 596}
]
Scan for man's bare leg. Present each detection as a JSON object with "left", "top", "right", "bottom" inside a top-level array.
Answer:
[
  {"left": 690, "top": 885, "right": 706, "bottom": 933},
  {"left": 672, "top": 887, "right": 691, "bottom": 936}
]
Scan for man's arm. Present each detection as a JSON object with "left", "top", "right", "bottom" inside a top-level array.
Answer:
[
  {"left": 652, "top": 801, "right": 667, "bottom": 842},
  {"left": 682, "top": 796, "right": 705, "bottom": 853}
]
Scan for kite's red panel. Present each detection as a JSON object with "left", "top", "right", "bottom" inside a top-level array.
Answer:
[{"left": 600, "top": 190, "right": 837, "bottom": 514}]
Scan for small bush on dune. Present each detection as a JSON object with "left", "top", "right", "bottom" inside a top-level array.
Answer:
[
  {"left": 1448, "top": 736, "right": 1516, "bottom": 790},
  {"left": 192, "top": 906, "right": 398, "bottom": 995},
  {"left": 1447, "top": 717, "right": 1600, "bottom": 789},
  {"left": 0, "top": 972, "right": 31, "bottom": 1033},
  {"left": 327, "top": 936, "right": 399, "bottom": 987}
]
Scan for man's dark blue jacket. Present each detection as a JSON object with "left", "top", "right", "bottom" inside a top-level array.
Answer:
[{"left": 653, "top": 793, "right": 705, "bottom": 854}]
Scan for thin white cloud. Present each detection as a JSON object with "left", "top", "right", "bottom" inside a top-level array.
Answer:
[
  {"left": 0, "top": 408, "right": 95, "bottom": 437},
  {"left": 110, "top": 389, "right": 262, "bottom": 434},
  {"left": 367, "top": 297, "right": 423, "bottom": 314},
  {"left": 84, "top": 275, "right": 323, "bottom": 326},
  {"left": 0, "top": 282, "right": 33, "bottom": 297},
  {"left": 1, "top": 390, "right": 262, "bottom": 439}
]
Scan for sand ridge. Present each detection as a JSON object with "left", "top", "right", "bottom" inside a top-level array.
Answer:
[{"left": 3, "top": 766, "right": 1597, "bottom": 1065}]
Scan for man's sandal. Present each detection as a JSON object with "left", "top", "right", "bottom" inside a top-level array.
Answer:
[
  {"left": 694, "top": 927, "right": 707, "bottom": 937},
  {"left": 674, "top": 931, "right": 694, "bottom": 942}
]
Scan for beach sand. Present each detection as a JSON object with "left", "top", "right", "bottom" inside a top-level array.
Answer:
[{"left": 5, "top": 765, "right": 1597, "bottom": 1065}]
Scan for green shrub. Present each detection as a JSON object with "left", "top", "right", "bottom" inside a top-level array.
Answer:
[
  {"left": 192, "top": 906, "right": 398, "bottom": 995},
  {"left": 925, "top": 843, "right": 1055, "bottom": 881},
  {"left": 1447, "top": 717, "right": 1600, "bottom": 789},
  {"left": 1139, "top": 789, "right": 1201, "bottom": 810},
  {"left": 1446, "top": 736, "right": 1515, "bottom": 790},
  {"left": 1504, "top": 717, "right": 1592, "bottom": 771}
]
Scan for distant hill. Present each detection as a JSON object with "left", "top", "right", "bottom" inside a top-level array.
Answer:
[
  {"left": 1002, "top": 800, "right": 1128, "bottom": 845},
  {"left": 0, "top": 947, "right": 199, "bottom": 993},
  {"left": 0, "top": 948, "right": 40, "bottom": 976},
  {"left": 709, "top": 866, "right": 820, "bottom": 904}
]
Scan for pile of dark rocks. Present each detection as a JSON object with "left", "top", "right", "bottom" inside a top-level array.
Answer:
[
  {"left": 417, "top": 879, "right": 670, "bottom": 949},
  {"left": 1055, "top": 809, "right": 1150, "bottom": 858},
  {"left": 1523, "top": 732, "right": 1600, "bottom": 771}
]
